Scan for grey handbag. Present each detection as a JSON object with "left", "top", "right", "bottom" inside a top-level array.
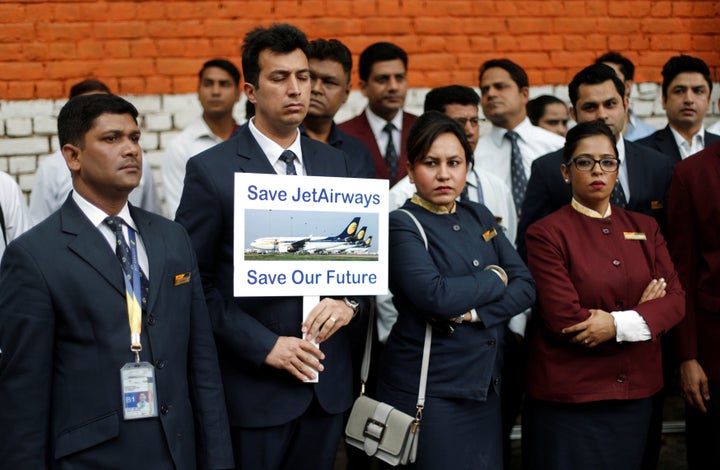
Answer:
[{"left": 344, "top": 209, "right": 432, "bottom": 466}]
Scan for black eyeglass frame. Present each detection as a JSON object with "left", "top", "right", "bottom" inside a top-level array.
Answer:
[{"left": 566, "top": 156, "right": 620, "bottom": 173}]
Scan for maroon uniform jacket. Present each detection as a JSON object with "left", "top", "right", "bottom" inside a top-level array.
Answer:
[
  {"left": 667, "top": 142, "right": 720, "bottom": 382},
  {"left": 526, "top": 204, "right": 685, "bottom": 403},
  {"left": 338, "top": 110, "right": 417, "bottom": 187}
]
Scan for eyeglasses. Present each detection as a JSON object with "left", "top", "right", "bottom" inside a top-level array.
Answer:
[{"left": 567, "top": 156, "right": 620, "bottom": 173}]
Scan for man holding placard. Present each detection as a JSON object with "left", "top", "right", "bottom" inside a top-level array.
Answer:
[{"left": 176, "top": 24, "right": 368, "bottom": 470}]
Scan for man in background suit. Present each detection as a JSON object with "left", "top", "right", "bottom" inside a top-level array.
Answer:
[
  {"left": 339, "top": 41, "right": 417, "bottom": 186},
  {"left": 0, "top": 94, "right": 233, "bottom": 469},
  {"left": 668, "top": 141, "right": 720, "bottom": 470},
  {"left": 175, "top": 24, "right": 366, "bottom": 470},
  {"left": 517, "top": 64, "right": 674, "bottom": 260},
  {"left": 301, "top": 38, "right": 375, "bottom": 178},
  {"left": 637, "top": 55, "right": 720, "bottom": 163}
]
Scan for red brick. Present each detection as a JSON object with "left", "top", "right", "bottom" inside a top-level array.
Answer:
[
  {"left": 307, "top": 18, "right": 363, "bottom": 37},
  {"left": 45, "top": 61, "right": 96, "bottom": 80},
  {"left": 650, "top": 34, "right": 692, "bottom": 51},
  {"left": 48, "top": 42, "right": 78, "bottom": 60},
  {"left": 350, "top": 1, "right": 378, "bottom": 16},
  {"left": 0, "top": 62, "right": 45, "bottom": 81},
  {"left": 688, "top": 19, "right": 719, "bottom": 34},
  {"left": 130, "top": 39, "right": 159, "bottom": 58},
  {"left": 147, "top": 20, "right": 207, "bottom": 38},
  {"left": 2, "top": 24, "right": 36, "bottom": 41},
  {"left": 146, "top": 76, "right": 173, "bottom": 94},
  {"left": 564, "top": 34, "right": 608, "bottom": 52},
  {"left": 36, "top": 23, "right": 93, "bottom": 41},
  {"left": 364, "top": 17, "right": 412, "bottom": 35},
  {"left": 671, "top": 2, "right": 694, "bottom": 16},
  {"left": 35, "top": 80, "right": 65, "bottom": 99},
  {"left": 586, "top": 1, "right": 608, "bottom": 17},
  {"left": 597, "top": 18, "right": 642, "bottom": 34},
  {"left": 77, "top": 40, "right": 104, "bottom": 59},
  {"left": 608, "top": 1, "right": 651, "bottom": 17},
  {"left": 540, "top": 35, "right": 564, "bottom": 51},
  {"left": 324, "top": 1, "right": 352, "bottom": 16},
  {"left": 628, "top": 36, "right": 652, "bottom": 51},
  {"left": 24, "top": 3, "right": 56, "bottom": 21},
  {"left": 413, "top": 53, "right": 457, "bottom": 71},
  {"left": 106, "top": 2, "right": 140, "bottom": 21},
  {"left": 139, "top": 2, "right": 167, "bottom": 20},
  {"left": 172, "top": 76, "right": 197, "bottom": 94},
  {"left": 93, "top": 22, "right": 148, "bottom": 39},
  {"left": 0, "top": 5, "right": 27, "bottom": 22},
  {"left": 553, "top": 18, "right": 598, "bottom": 34},
  {"left": 507, "top": 17, "right": 548, "bottom": 34},
  {"left": 550, "top": 51, "right": 596, "bottom": 69},
  {"left": 636, "top": 51, "right": 677, "bottom": 67},
  {"left": 21, "top": 42, "right": 49, "bottom": 61},
  {"left": 459, "top": 18, "right": 506, "bottom": 34},
  {"left": 691, "top": 36, "right": 717, "bottom": 52},
  {"left": 0, "top": 43, "right": 23, "bottom": 61},
  {"left": 8, "top": 81, "right": 38, "bottom": 100},
  {"left": 94, "top": 59, "right": 155, "bottom": 78},
  {"left": 118, "top": 77, "right": 146, "bottom": 95},
  {"left": 649, "top": 1, "right": 672, "bottom": 17},
  {"left": 543, "top": 69, "right": 570, "bottom": 86},
  {"left": 467, "top": 36, "right": 493, "bottom": 52},
  {"left": 208, "top": 39, "right": 243, "bottom": 58},
  {"left": 640, "top": 18, "right": 685, "bottom": 34},
  {"left": 54, "top": 2, "right": 106, "bottom": 21},
  {"left": 470, "top": 1, "right": 501, "bottom": 16},
  {"left": 608, "top": 35, "right": 630, "bottom": 51},
  {"left": 155, "top": 58, "right": 201, "bottom": 76}
]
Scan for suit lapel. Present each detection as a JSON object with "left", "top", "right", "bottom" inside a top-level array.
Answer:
[
  {"left": 624, "top": 140, "right": 645, "bottom": 207},
  {"left": 131, "top": 206, "right": 163, "bottom": 313},
  {"left": 62, "top": 198, "right": 126, "bottom": 297},
  {"left": 234, "top": 125, "right": 278, "bottom": 174},
  {"left": 705, "top": 130, "right": 720, "bottom": 147},
  {"left": 657, "top": 126, "right": 682, "bottom": 162}
]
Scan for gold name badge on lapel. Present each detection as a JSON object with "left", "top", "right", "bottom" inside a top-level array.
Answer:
[
  {"left": 483, "top": 227, "right": 498, "bottom": 242},
  {"left": 174, "top": 272, "right": 191, "bottom": 286},
  {"left": 651, "top": 201, "right": 663, "bottom": 210},
  {"left": 623, "top": 232, "right": 647, "bottom": 241}
]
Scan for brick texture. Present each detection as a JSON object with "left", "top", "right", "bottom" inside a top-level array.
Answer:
[{"left": 0, "top": 0, "right": 717, "bottom": 99}]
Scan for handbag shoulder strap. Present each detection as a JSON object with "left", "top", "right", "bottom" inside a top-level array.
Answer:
[{"left": 359, "top": 209, "right": 432, "bottom": 414}]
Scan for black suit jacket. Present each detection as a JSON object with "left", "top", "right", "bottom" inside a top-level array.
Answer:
[
  {"left": 517, "top": 139, "right": 675, "bottom": 260},
  {"left": 636, "top": 125, "right": 720, "bottom": 163},
  {"left": 0, "top": 197, "right": 233, "bottom": 469},
  {"left": 175, "top": 124, "right": 364, "bottom": 429}
]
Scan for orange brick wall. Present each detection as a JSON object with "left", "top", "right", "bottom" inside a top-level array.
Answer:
[{"left": 1, "top": 0, "right": 719, "bottom": 100}]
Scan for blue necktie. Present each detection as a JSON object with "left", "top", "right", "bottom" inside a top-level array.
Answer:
[
  {"left": 279, "top": 150, "right": 297, "bottom": 175},
  {"left": 610, "top": 180, "right": 627, "bottom": 208},
  {"left": 104, "top": 216, "right": 149, "bottom": 310}
]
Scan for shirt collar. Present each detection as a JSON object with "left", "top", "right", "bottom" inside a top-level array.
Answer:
[
  {"left": 669, "top": 124, "right": 705, "bottom": 149},
  {"left": 71, "top": 190, "right": 136, "bottom": 230},
  {"left": 248, "top": 117, "right": 303, "bottom": 168},
  {"left": 410, "top": 193, "right": 456, "bottom": 214},
  {"left": 365, "top": 108, "right": 404, "bottom": 136},
  {"left": 488, "top": 117, "right": 533, "bottom": 147},
  {"left": 571, "top": 197, "right": 612, "bottom": 219}
]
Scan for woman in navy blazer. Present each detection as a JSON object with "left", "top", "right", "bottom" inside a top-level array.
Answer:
[
  {"left": 523, "top": 121, "right": 685, "bottom": 470},
  {"left": 376, "top": 112, "right": 535, "bottom": 469}
]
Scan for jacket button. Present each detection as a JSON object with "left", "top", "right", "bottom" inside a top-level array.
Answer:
[
  {"left": 487, "top": 339, "right": 496, "bottom": 346},
  {"left": 612, "top": 259, "right": 621, "bottom": 267},
  {"left": 616, "top": 375, "right": 625, "bottom": 383},
  {"left": 602, "top": 228, "right": 610, "bottom": 235},
  {"left": 472, "top": 259, "right": 480, "bottom": 267},
  {"left": 147, "top": 315, "right": 156, "bottom": 326},
  {"left": 160, "top": 404, "right": 169, "bottom": 415},
  {"left": 452, "top": 224, "right": 461, "bottom": 231},
  {"left": 155, "top": 359, "right": 166, "bottom": 369},
  {"left": 615, "top": 300, "right": 624, "bottom": 308}
]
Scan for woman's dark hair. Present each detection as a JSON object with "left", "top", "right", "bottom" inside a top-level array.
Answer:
[
  {"left": 406, "top": 111, "right": 474, "bottom": 168},
  {"left": 562, "top": 120, "right": 617, "bottom": 163}
]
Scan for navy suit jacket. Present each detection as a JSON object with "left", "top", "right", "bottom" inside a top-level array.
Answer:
[
  {"left": 339, "top": 110, "right": 417, "bottom": 186},
  {"left": 636, "top": 125, "right": 720, "bottom": 163},
  {"left": 517, "top": 139, "right": 675, "bottom": 260},
  {"left": 0, "top": 197, "right": 233, "bottom": 469},
  {"left": 175, "top": 124, "right": 363, "bottom": 429}
]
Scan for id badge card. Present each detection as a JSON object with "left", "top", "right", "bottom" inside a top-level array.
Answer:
[{"left": 120, "top": 361, "right": 159, "bottom": 420}]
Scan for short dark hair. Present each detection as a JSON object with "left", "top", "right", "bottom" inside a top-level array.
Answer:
[
  {"left": 478, "top": 59, "right": 529, "bottom": 90},
  {"left": 199, "top": 58, "right": 241, "bottom": 86},
  {"left": 407, "top": 111, "right": 474, "bottom": 169},
  {"left": 69, "top": 79, "right": 111, "bottom": 99},
  {"left": 527, "top": 95, "right": 566, "bottom": 125},
  {"left": 58, "top": 94, "right": 138, "bottom": 148},
  {"left": 424, "top": 85, "right": 480, "bottom": 113},
  {"left": 307, "top": 39, "right": 353, "bottom": 84},
  {"left": 568, "top": 64, "right": 625, "bottom": 109},
  {"left": 595, "top": 52, "right": 635, "bottom": 81},
  {"left": 661, "top": 54, "right": 713, "bottom": 99},
  {"left": 563, "top": 119, "right": 617, "bottom": 163},
  {"left": 241, "top": 23, "right": 309, "bottom": 87},
  {"left": 358, "top": 42, "right": 408, "bottom": 82}
]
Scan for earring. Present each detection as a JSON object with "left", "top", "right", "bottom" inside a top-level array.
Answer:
[{"left": 564, "top": 178, "right": 569, "bottom": 183}]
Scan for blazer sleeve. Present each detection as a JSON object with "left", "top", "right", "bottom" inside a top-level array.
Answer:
[
  {"left": 181, "top": 227, "right": 234, "bottom": 469},
  {"left": 0, "top": 241, "right": 54, "bottom": 466},
  {"left": 667, "top": 167, "right": 699, "bottom": 360},
  {"left": 389, "top": 208, "right": 534, "bottom": 328},
  {"left": 633, "top": 219, "right": 685, "bottom": 341},
  {"left": 176, "top": 156, "right": 279, "bottom": 368}
]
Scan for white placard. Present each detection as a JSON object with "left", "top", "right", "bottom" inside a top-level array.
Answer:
[{"left": 233, "top": 174, "right": 389, "bottom": 297}]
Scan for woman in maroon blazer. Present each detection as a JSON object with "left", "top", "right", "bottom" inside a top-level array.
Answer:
[{"left": 522, "top": 120, "right": 685, "bottom": 470}]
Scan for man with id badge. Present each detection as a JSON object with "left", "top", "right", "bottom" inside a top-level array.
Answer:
[{"left": 0, "top": 94, "right": 233, "bottom": 469}]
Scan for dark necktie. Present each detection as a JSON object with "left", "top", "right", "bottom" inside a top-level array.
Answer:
[
  {"left": 505, "top": 130, "right": 527, "bottom": 218},
  {"left": 279, "top": 150, "right": 297, "bottom": 175},
  {"left": 383, "top": 122, "right": 398, "bottom": 182},
  {"left": 104, "top": 216, "right": 149, "bottom": 310},
  {"left": 610, "top": 180, "right": 628, "bottom": 208}
]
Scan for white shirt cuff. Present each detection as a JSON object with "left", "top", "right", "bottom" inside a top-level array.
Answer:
[{"left": 611, "top": 310, "right": 651, "bottom": 342}]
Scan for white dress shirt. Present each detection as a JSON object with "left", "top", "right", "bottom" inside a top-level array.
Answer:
[
  {"left": 365, "top": 108, "right": 404, "bottom": 157},
  {"left": 163, "top": 117, "right": 227, "bottom": 218},
  {"left": 669, "top": 125, "right": 706, "bottom": 160},
  {"left": 248, "top": 118, "right": 304, "bottom": 175},
  {"left": 0, "top": 171, "right": 32, "bottom": 260}
]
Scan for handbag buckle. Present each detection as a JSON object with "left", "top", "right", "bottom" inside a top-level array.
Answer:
[{"left": 363, "top": 417, "right": 386, "bottom": 442}]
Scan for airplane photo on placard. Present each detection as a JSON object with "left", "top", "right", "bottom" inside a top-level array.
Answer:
[{"left": 244, "top": 210, "right": 378, "bottom": 260}]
